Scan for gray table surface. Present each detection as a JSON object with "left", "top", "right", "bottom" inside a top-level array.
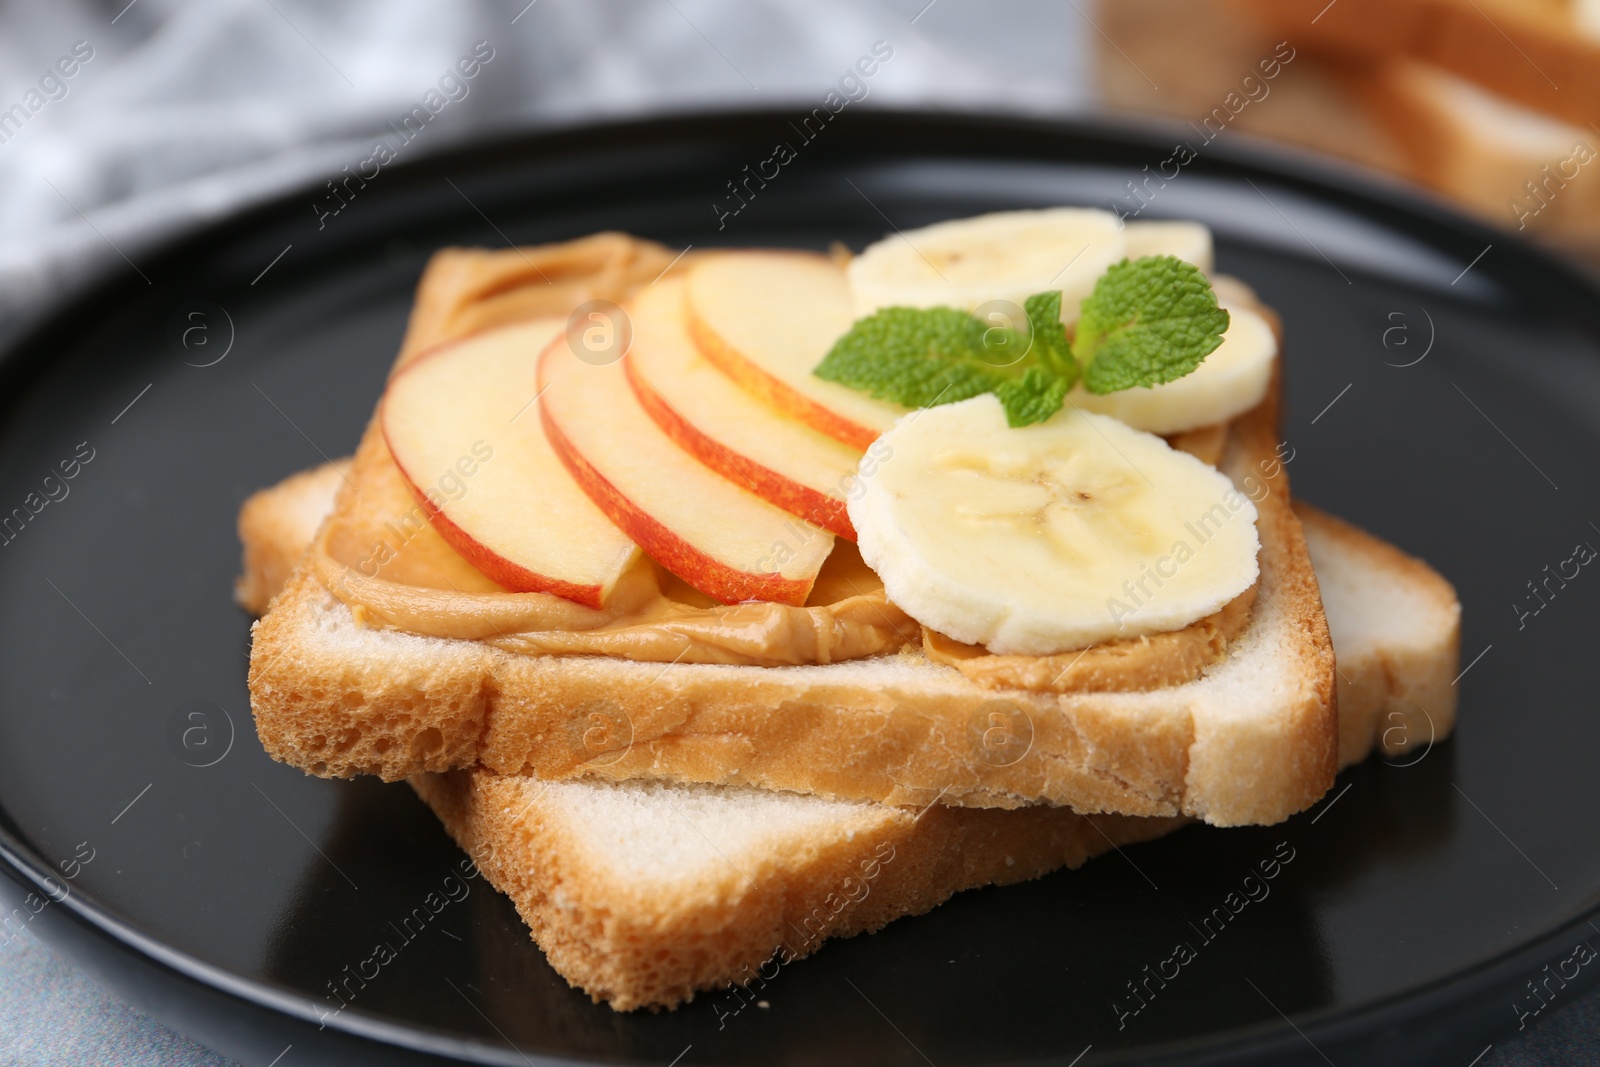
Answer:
[{"left": 0, "top": 1, "right": 1592, "bottom": 1063}]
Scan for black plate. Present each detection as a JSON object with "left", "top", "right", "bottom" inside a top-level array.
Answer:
[{"left": 2, "top": 111, "right": 1599, "bottom": 1067}]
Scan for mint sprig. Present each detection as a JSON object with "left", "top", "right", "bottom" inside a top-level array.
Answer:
[
  {"left": 813, "top": 255, "right": 1228, "bottom": 427},
  {"left": 1075, "top": 256, "right": 1230, "bottom": 394}
]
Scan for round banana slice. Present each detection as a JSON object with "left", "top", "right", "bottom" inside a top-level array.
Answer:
[
  {"left": 1068, "top": 304, "right": 1277, "bottom": 436},
  {"left": 1122, "top": 220, "right": 1213, "bottom": 273},
  {"left": 847, "top": 208, "right": 1125, "bottom": 322},
  {"left": 850, "top": 396, "right": 1260, "bottom": 654}
]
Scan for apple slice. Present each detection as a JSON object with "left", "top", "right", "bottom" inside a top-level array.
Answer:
[
  {"left": 625, "top": 278, "right": 864, "bottom": 539},
  {"left": 685, "top": 251, "right": 905, "bottom": 450},
  {"left": 380, "top": 317, "right": 640, "bottom": 608},
  {"left": 539, "top": 305, "right": 835, "bottom": 606}
]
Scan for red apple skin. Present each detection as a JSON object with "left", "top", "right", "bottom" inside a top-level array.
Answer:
[
  {"left": 537, "top": 393, "right": 814, "bottom": 608},
  {"left": 382, "top": 438, "right": 608, "bottom": 609},
  {"left": 378, "top": 325, "right": 631, "bottom": 611},
  {"left": 623, "top": 355, "right": 856, "bottom": 541},
  {"left": 686, "top": 309, "right": 880, "bottom": 452}
]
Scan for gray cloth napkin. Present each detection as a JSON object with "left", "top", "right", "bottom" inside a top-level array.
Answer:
[{"left": 0, "top": 0, "right": 1087, "bottom": 343}]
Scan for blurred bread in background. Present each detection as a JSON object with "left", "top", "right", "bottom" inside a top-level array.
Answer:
[{"left": 1095, "top": 0, "right": 1600, "bottom": 259}]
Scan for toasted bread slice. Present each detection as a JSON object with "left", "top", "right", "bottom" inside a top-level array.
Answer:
[
  {"left": 1096, "top": 1, "right": 1600, "bottom": 255},
  {"left": 1223, "top": 0, "right": 1600, "bottom": 129},
  {"left": 1333, "top": 58, "right": 1600, "bottom": 246},
  {"left": 1095, "top": 0, "right": 1412, "bottom": 176},
  {"left": 1298, "top": 503, "right": 1461, "bottom": 767},
  {"left": 413, "top": 772, "right": 1183, "bottom": 1011},
  {"left": 248, "top": 392, "right": 1337, "bottom": 824},
  {"left": 240, "top": 464, "right": 1458, "bottom": 1009},
  {"left": 247, "top": 240, "right": 1337, "bottom": 826}
]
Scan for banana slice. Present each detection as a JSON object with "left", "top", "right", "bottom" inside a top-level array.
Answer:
[
  {"left": 850, "top": 396, "right": 1259, "bottom": 654},
  {"left": 1122, "top": 220, "right": 1213, "bottom": 273},
  {"left": 847, "top": 208, "right": 1125, "bottom": 322},
  {"left": 1068, "top": 302, "right": 1276, "bottom": 436}
]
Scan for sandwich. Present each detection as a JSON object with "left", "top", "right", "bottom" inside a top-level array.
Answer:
[
  {"left": 241, "top": 212, "right": 1462, "bottom": 1009},
  {"left": 240, "top": 462, "right": 1459, "bottom": 1009},
  {"left": 248, "top": 214, "right": 1350, "bottom": 826}
]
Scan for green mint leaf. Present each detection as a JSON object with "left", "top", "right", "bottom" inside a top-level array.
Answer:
[
  {"left": 1023, "top": 290, "right": 1078, "bottom": 389},
  {"left": 995, "top": 365, "right": 1072, "bottom": 426},
  {"left": 1073, "top": 255, "right": 1229, "bottom": 395},
  {"left": 814, "top": 305, "right": 1011, "bottom": 409}
]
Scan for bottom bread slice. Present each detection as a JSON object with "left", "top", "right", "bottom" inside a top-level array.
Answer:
[
  {"left": 1298, "top": 503, "right": 1460, "bottom": 766},
  {"left": 413, "top": 770, "right": 1183, "bottom": 1011},
  {"left": 240, "top": 463, "right": 1459, "bottom": 1009}
]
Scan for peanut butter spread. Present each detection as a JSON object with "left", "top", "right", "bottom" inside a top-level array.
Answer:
[
  {"left": 922, "top": 585, "right": 1255, "bottom": 693},
  {"left": 307, "top": 233, "right": 1254, "bottom": 690},
  {"left": 313, "top": 432, "right": 915, "bottom": 666}
]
